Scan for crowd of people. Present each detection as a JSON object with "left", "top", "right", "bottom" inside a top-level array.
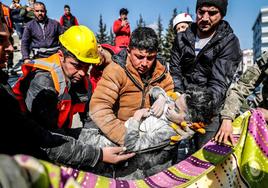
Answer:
[{"left": 0, "top": 0, "right": 268, "bottom": 185}]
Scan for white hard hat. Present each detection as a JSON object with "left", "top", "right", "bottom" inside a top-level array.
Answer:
[{"left": 173, "top": 13, "right": 193, "bottom": 29}]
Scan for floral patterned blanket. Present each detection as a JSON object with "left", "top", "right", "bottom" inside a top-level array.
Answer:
[{"left": 1, "top": 110, "right": 267, "bottom": 188}]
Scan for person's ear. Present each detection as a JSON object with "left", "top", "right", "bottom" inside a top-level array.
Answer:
[
  {"left": 127, "top": 47, "right": 131, "bottom": 56},
  {"left": 97, "top": 44, "right": 102, "bottom": 53},
  {"left": 58, "top": 50, "right": 65, "bottom": 62}
]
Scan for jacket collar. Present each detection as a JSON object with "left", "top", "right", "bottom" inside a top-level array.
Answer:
[
  {"left": 113, "top": 48, "right": 168, "bottom": 89},
  {"left": 182, "top": 20, "right": 233, "bottom": 48},
  {"left": 34, "top": 16, "right": 48, "bottom": 24}
]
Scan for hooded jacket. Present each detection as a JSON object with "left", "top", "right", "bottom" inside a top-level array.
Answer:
[
  {"left": 90, "top": 49, "right": 174, "bottom": 145},
  {"left": 170, "top": 20, "right": 242, "bottom": 112}
]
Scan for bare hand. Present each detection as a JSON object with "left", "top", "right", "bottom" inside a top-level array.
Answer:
[
  {"left": 151, "top": 95, "right": 166, "bottom": 117},
  {"left": 102, "top": 147, "right": 135, "bottom": 164},
  {"left": 133, "top": 108, "right": 149, "bottom": 121},
  {"left": 257, "top": 107, "right": 268, "bottom": 121},
  {"left": 121, "top": 20, "right": 128, "bottom": 27},
  {"left": 214, "top": 119, "right": 234, "bottom": 145}
]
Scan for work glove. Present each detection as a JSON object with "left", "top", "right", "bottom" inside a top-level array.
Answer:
[{"left": 150, "top": 94, "right": 166, "bottom": 117}]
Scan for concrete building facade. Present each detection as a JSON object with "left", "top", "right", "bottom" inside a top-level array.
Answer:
[
  {"left": 252, "top": 7, "right": 268, "bottom": 61},
  {"left": 242, "top": 49, "right": 254, "bottom": 72}
]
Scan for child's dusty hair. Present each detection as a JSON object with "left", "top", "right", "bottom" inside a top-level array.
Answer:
[{"left": 184, "top": 85, "right": 214, "bottom": 125}]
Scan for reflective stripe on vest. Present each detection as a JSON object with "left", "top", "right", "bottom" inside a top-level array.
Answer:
[{"left": 12, "top": 54, "right": 87, "bottom": 128}]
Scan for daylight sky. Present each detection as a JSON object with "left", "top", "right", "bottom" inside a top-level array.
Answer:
[{"left": 2, "top": 0, "right": 268, "bottom": 50}]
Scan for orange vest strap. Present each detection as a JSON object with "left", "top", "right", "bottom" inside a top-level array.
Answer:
[{"left": 24, "top": 55, "right": 66, "bottom": 95}]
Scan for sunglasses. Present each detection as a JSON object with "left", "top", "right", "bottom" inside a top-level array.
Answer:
[{"left": 197, "top": 9, "right": 220, "bottom": 16}]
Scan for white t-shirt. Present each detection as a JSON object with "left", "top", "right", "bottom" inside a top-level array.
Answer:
[{"left": 195, "top": 34, "right": 214, "bottom": 56}]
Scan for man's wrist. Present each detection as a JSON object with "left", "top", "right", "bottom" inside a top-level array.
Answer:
[{"left": 221, "top": 115, "right": 234, "bottom": 121}]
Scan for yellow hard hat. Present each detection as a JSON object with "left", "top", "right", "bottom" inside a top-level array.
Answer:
[{"left": 59, "top": 25, "right": 100, "bottom": 64}]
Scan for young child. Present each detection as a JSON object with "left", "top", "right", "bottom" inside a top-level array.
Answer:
[
  {"left": 81, "top": 85, "right": 213, "bottom": 179},
  {"left": 173, "top": 13, "right": 193, "bottom": 33}
]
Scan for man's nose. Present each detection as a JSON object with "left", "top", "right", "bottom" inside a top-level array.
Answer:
[
  {"left": 201, "top": 12, "right": 210, "bottom": 20},
  {"left": 78, "top": 68, "right": 87, "bottom": 77}
]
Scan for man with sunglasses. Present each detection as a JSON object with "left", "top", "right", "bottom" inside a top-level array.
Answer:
[
  {"left": 170, "top": 0, "right": 242, "bottom": 152},
  {"left": 21, "top": 1, "right": 62, "bottom": 62}
]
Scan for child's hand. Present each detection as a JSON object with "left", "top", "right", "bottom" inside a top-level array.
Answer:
[
  {"left": 151, "top": 94, "right": 166, "bottom": 117},
  {"left": 133, "top": 108, "right": 150, "bottom": 122}
]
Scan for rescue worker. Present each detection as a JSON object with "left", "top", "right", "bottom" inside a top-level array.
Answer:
[
  {"left": 13, "top": 25, "right": 98, "bottom": 130},
  {"left": 0, "top": 7, "right": 134, "bottom": 170},
  {"left": 1, "top": 2, "right": 14, "bottom": 73}
]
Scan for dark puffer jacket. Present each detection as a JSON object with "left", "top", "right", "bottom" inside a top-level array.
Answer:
[{"left": 170, "top": 20, "right": 242, "bottom": 112}]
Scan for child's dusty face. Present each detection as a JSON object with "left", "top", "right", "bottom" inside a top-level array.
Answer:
[
  {"left": 172, "top": 94, "right": 187, "bottom": 123},
  {"left": 175, "top": 22, "right": 189, "bottom": 33}
]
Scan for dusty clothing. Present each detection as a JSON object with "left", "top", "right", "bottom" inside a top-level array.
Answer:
[
  {"left": 170, "top": 20, "right": 242, "bottom": 112},
  {"left": 0, "top": 69, "right": 101, "bottom": 169},
  {"left": 82, "top": 87, "right": 180, "bottom": 178},
  {"left": 90, "top": 49, "right": 174, "bottom": 145},
  {"left": 221, "top": 51, "right": 268, "bottom": 120},
  {"left": 113, "top": 18, "right": 131, "bottom": 47},
  {"left": 21, "top": 17, "right": 63, "bottom": 60}
]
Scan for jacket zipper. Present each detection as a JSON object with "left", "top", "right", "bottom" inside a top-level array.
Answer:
[{"left": 140, "top": 67, "right": 167, "bottom": 108}]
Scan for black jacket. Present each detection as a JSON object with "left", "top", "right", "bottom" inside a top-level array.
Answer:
[
  {"left": 170, "top": 20, "right": 242, "bottom": 111},
  {"left": 0, "top": 70, "right": 101, "bottom": 169}
]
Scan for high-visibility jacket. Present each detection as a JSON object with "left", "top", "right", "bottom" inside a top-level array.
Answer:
[
  {"left": 1, "top": 4, "right": 12, "bottom": 30},
  {"left": 13, "top": 54, "right": 89, "bottom": 128}
]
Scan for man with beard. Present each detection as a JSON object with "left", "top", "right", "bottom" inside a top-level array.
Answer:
[
  {"left": 21, "top": 1, "right": 62, "bottom": 61},
  {"left": 170, "top": 0, "right": 242, "bottom": 154},
  {"left": 0, "top": 6, "right": 134, "bottom": 169}
]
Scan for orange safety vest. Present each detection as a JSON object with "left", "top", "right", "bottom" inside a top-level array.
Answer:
[
  {"left": 13, "top": 54, "right": 89, "bottom": 128},
  {"left": 1, "top": 4, "right": 12, "bottom": 30}
]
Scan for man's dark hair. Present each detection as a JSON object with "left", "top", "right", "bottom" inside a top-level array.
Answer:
[
  {"left": 119, "top": 8, "right": 128, "bottom": 15},
  {"left": 34, "top": 1, "right": 46, "bottom": 11},
  {"left": 129, "top": 27, "right": 159, "bottom": 53},
  {"left": 184, "top": 85, "right": 214, "bottom": 124},
  {"left": 64, "top": 4, "right": 70, "bottom": 9},
  {"left": 60, "top": 45, "right": 78, "bottom": 61},
  {"left": 196, "top": 0, "right": 228, "bottom": 17}
]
